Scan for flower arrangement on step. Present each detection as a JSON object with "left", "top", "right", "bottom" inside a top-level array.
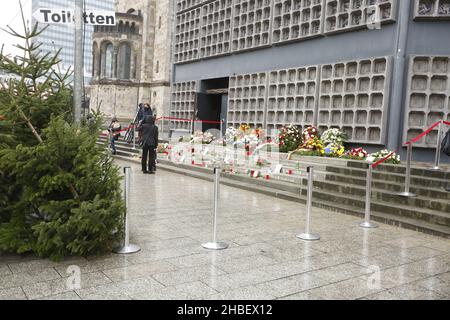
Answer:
[
  {"left": 253, "top": 155, "right": 269, "bottom": 168},
  {"left": 211, "top": 138, "right": 226, "bottom": 146},
  {"left": 234, "top": 134, "right": 260, "bottom": 150},
  {"left": 366, "top": 149, "right": 401, "bottom": 165},
  {"left": 344, "top": 147, "right": 368, "bottom": 160},
  {"left": 302, "top": 126, "right": 319, "bottom": 142},
  {"left": 239, "top": 124, "right": 251, "bottom": 134},
  {"left": 321, "top": 128, "right": 348, "bottom": 146},
  {"left": 189, "top": 131, "right": 215, "bottom": 144},
  {"left": 157, "top": 143, "right": 171, "bottom": 154},
  {"left": 323, "top": 143, "right": 345, "bottom": 157},
  {"left": 277, "top": 124, "right": 302, "bottom": 153}
]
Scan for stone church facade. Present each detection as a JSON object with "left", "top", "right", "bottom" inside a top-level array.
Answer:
[{"left": 89, "top": 0, "right": 172, "bottom": 120}]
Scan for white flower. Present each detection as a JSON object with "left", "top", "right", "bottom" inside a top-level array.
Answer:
[{"left": 366, "top": 156, "right": 375, "bottom": 163}]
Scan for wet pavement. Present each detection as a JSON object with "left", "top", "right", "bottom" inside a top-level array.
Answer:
[{"left": 0, "top": 159, "right": 449, "bottom": 300}]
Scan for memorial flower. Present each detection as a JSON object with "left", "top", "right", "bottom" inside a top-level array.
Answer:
[
  {"left": 157, "top": 143, "right": 170, "bottom": 154},
  {"left": 239, "top": 124, "right": 251, "bottom": 134},
  {"left": 346, "top": 147, "right": 368, "bottom": 160},
  {"left": 302, "top": 126, "right": 319, "bottom": 141},
  {"left": 367, "top": 149, "right": 401, "bottom": 165},
  {"left": 277, "top": 124, "right": 302, "bottom": 153},
  {"left": 303, "top": 137, "right": 325, "bottom": 153},
  {"left": 321, "top": 128, "right": 348, "bottom": 146},
  {"left": 324, "top": 143, "right": 345, "bottom": 157},
  {"left": 190, "top": 131, "right": 215, "bottom": 144}
]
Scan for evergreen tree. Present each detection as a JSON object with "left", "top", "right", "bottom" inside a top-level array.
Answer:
[{"left": 0, "top": 7, "right": 124, "bottom": 260}]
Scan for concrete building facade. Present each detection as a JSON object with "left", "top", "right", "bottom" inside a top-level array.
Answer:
[
  {"left": 171, "top": 0, "right": 450, "bottom": 160},
  {"left": 90, "top": 0, "right": 172, "bottom": 120}
]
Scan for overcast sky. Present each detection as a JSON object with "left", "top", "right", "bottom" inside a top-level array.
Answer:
[{"left": 0, "top": 0, "right": 32, "bottom": 57}]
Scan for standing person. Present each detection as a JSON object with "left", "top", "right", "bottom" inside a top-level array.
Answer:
[
  {"left": 108, "top": 116, "right": 122, "bottom": 155},
  {"left": 441, "top": 127, "right": 450, "bottom": 191},
  {"left": 137, "top": 103, "right": 153, "bottom": 124},
  {"left": 138, "top": 115, "right": 159, "bottom": 174},
  {"left": 137, "top": 103, "right": 154, "bottom": 145}
]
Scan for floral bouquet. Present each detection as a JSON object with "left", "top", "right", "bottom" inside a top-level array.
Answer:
[
  {"left": 302, "top": 126, "right": 319, "bottom": 142},
  {"left": 345, "top": 147, "right": 368, "bottom": 160},
  {"left": 367, "top": 149, "right": 401, "bottom": 165},
  {"left": 157, "top": 143, "right": 171, "bottom": 154},
  {"left": 321, "top": 128, "right": 348, "bottom": 146},
  {"left": 190, "top": 131, "right": 215, "bottom": 144},
  {"left": 303, "top": 137, "right": 325, "bottom": 153},
  {"left": 225, "top": 127, "right": 240, "bottom": 143},
  {"left": 211, "top": 138, "right": 226, "bottom": 146},
  {"left": 235, "top": 134, "right": 259, "bottom": 150},
  {"left": 323, "top": 143, "right": 345, "bottom": 157},
  {"left": 239, "top": 124, "right": 251, "bottom": 134},
  {"left": 278, "top": 124, "right": 302, "bottom": 153},
  {"left": 253, "top": 155, "right": 269, "bottom": 168},
  {"left": 252, "top": 127, "right": 264, "bottom": 139}
]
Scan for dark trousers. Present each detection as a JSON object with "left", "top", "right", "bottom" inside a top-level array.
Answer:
[
  {"left": 142, "top": 145, "right": 156, "bottom": 172},
  {"left": 110, "top": 136, "right": 116, "bottom": 154}
]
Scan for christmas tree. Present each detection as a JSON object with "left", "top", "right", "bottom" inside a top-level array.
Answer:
[{"left": 0, "top": 6, "right": 124, "bottom": 261}]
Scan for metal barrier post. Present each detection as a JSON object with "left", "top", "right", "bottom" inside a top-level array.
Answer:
[
  {"left": 113, "top": 167, "right": 141, "bottom": 254},
  {"left": 132, "top": 124, "right": 136, "bottom": 150},
  {"left": 431, "top": 121, "right": 443, "bottom": 171},
  {"left": 220, "top": 119, "right": 224, "bottom": 139},
  {"left": 297, "top": 166, "right": 320, "bottom": 241},
  {"left": 190, "top": 119, "right": 194, "bottom": 134},
  {"left": 202, "top": 167, "right": 229, "bottom": 250},
  {"left": 162, "top": 117, "right": 166, "bottom": 140},
  {"left": 360, "top": 165, "right": 378, "bottom": 228},
  {"left": 398, "top": 142, "right": 417, "bottom": 197}
]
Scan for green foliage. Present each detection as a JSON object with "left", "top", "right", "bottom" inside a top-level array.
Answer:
[{"left": 0, "top": 9, "right": 124, "bottom": 260}]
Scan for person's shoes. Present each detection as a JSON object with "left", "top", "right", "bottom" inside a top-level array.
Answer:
[
  {"left": 149, "top": 171, "right": 155, "bottom": 174},
  {"left": 143, "top": 170, "right": 149, "bottom": 174}
]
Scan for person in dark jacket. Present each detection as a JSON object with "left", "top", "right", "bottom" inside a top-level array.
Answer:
[
  {"left": 108, "top": 116, "right": 122, "bottom": 155},
  {"left": 137, "top": 103, "right": 153, "bottom": 123},
  {"left": 138, "top": 115, "right": 159, "bottom": 174}
]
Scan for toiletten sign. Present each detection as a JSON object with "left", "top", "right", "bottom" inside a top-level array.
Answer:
[{"left": 33, "top": 8, "right": 116, "bottom": 25}]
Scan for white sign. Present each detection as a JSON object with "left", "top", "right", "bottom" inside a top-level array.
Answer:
[{"left": 33, "top": 8, "right": 116, "bottom": 26}]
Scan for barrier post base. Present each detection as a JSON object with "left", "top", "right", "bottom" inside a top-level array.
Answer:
[
  {"left": 359, "top": 221, "right": 379, "bottom": 229},
  {"left": 202, "top": 242, "right": 229, "bottom": 250},
  {"left": 113, "top": 244, "right": 141, "bottom": 254},
  {"left": 296, "top": 233, "right": 320, "bottom": 241},
  {"left": 397, "top": 191, "right": 417, "bottom": 198},
  {"left": 430, "top": 166, "right": 441, "bottom": 171}
]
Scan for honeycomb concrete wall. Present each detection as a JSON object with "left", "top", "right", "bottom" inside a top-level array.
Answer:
[
  {"left": 170, "top": 81, "right": 198, "bottom": 130},
  {"left": 228, "top": 72, "right": 268, "bottom": 128},
  {"left": 414, "top": 0, "right": 450, "bottom": 19},
  {"left": 403, "top": 55, "right": 450, "bottom": 148},
  {"left": 317, "top": 56, "right": 391, "bottom": 144},
  {"left": 172, "top": 0, "right": 450, "bottom": 161},
  {"left": 173, "top": 0, "right": 398, "bottom": 64}
]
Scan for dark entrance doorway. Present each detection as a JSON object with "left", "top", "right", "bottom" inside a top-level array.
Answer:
[{"left": 196, "top": 77, "right": 229, "bottom": 134}]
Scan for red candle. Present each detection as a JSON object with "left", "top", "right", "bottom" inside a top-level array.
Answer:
[
  {"left": 265, "top": 175, "right": 270, "bottom": 180},
  {"left": 288, "top": 169, "right": 293, "bottom": 175}
]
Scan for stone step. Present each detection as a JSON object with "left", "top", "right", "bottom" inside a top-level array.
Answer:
[
  {"left": 102, "top": 139, "right": 450, "bottom": 200},
  {"left": 322, "top": 171, "right": 450, "bottom": 201},
  {"left": 288, "top": 154, "right": 450, "bottom": 178},
  {"left": 307, "top": 178, "right": 450, "bottom": 213},
  {"left": 114, "top": 154, "right": 450, "bottom": 238},
  {"left": 311, "top": 185, "right": 449, "bottom": 227}
]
